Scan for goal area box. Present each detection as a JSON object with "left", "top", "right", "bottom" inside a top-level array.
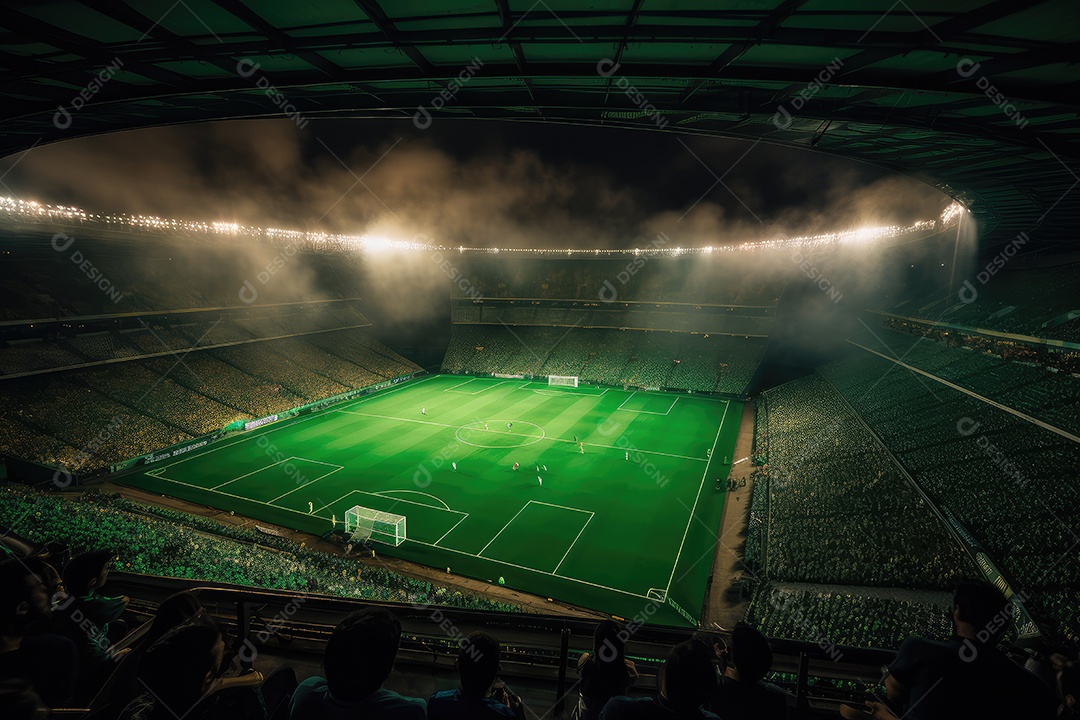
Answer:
[
  {"left": 547, "top": 375, "right": 578, "bottom": 388},
  {"left": 344, "top": 506, "right": 406, "bottom": 546}
]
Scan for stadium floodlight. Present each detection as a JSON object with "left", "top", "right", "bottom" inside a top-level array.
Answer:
[
  {"left": 344, "top": 506, "right": 406, "bottom": 546},
  {"left": 547, "top": 375, "right": 579, "bottom": 388},
  {"left": 361, "top": 236, "right": 395, "bottom": 253}
]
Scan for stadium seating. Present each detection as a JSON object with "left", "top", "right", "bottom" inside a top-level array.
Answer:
[
  {"left": 442, "top": 325, "right": 766, "bottom": 395},
  {"left": 743, "top": 375, "right": 980, "bottom": 651},
  {"left": 745, "top": 582, "right": 955, "bottom": 651},
  {"left": 0, "top": 329, "right": 421, "bottom": 475},
  {"left": 885, "top": 262, "right": 1080, "bottom": 341},
  {"left": 751, "top": 373, "right": 974, "bottom": 589},
  {"left": 450, "top": 256, "right": 784, "bottom": 306},
  {"left": 745, "top": 373, "right": 978, "bottom": 649},
  {"left": 473, "top": 302, "right": 776, "bottom": 336},
  {"left": 850, "top": 323, "right": 1080, "bottom": 435},
  {"left": 0, "top": 484, "right": 517, "bottom": 612},
  {"left": 820, "top": 351, "right": 1080, "bottom": 644}
]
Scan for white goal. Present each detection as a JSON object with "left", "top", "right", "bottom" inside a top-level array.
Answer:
[
  {"left": 344, "top": 506, "right": 406, "bottom": 546},
  {"left": 547, "top": 375, "right": 579, "bottom": 388}
]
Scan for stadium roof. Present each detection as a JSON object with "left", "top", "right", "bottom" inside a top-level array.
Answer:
[{"left": 1, "top": 0, "right": 1077, "bottom": 249}]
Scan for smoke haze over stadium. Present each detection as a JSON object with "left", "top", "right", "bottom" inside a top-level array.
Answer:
[{"left": 1, "top": 119, "right": 951, "bottom": 250}]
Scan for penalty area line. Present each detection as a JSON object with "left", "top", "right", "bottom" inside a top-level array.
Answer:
[
  {"left": 408, "top": 535, "right": 653, "bottom": 601},
  {"left": 615, "top": 395, "right": 680, "bottom": 415},
  {"left": 478, "top": 501, "right": 532, "bottom": 556},
  {"left": 135, "top": 469, "right": 657, "bottom": 604},
  {"left": 444, "top": 379, "right": 509, "bottom": 395},
  {"left": 553, "top": 513, "right": 593, "bottom": 574},
  {"left": 211, "top": 458, "right": 287, "bottom": 490},
  {"left": 267, "top": 466, "right": 344, "bottom": 504},
  {"left": 433, "top": 513, "right": 470, "bottom": 546}
]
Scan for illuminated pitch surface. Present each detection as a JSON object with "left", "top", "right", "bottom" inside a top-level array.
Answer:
[{"left": 122, "top": 375, "right": 740, "bottom": 626}]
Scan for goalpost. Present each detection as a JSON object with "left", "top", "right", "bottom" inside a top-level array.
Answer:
[
  {"left": 344, "top": 506, "right": 407, "bottom": 546},
  {"left": 547, "top": 375, "right": 579, "bottom": 388}
]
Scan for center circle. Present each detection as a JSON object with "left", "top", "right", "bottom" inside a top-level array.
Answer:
[{"left": 455, "top": 420, "right": 545, "bottom": 448}]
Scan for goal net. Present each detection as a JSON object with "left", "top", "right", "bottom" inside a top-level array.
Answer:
[
  {"left": 547, "top": 375, "right": 579, "bottom": 388},
  {"left": 344, "top": 506, "right": 406, "bottom": 546}
]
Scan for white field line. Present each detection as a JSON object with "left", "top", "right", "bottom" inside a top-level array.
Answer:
[
  {"left": 407, "top": 535, "right": 652, "bottom": 600},
  {"left": 143, "top": 375, "right": 441, "bottom": 475},
  {"left": 529, "top": 499, "right": 593, "bottom": 515},
  {"left": 373, "top": 489, "right": 452, "bottom": 510},
  {"left": 267, "top": 466, "right": 344, "bottom": 503},
  {"left": 554, "top": 513, "right": 594, "bottom": 574},
  {"left": 335, "top": 410, "right": 706, "bottom": 461},
  {"left": 315, "top": 489, "right": 468, "bottom": 516},
  {"left": 664, "top": 399, "right": 731, "bottom": 595},
  {"left": 530, "top": 387, "right": 609, "bottom": 398},
  {"left": 141, "top": 380, "right": 731, "bottom": 607},
  {"left": 444, "top": 377, "right": 483, "bottom": 391},
  {"left": 478, "top": 501, "right": 533, "bottom": 556},
  {"left": 290, "top": 457, "right": 344, "bottom": 468},
  {"left": 616, "top": 393, "right": 679, "bottom": 415},
  {"left": 144, "top": 459, "right": 658, "bottom": 602},
  {"left": 445, "top": 380, "right": 509, "bottom": 395},
  {"left": 211, "top": 458, "right": 287, "bottom": 490},
  {"left": 433, "top": 514, "right": 470, "bottom": 545}
]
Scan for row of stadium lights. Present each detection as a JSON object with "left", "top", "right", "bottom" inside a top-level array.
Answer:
[{"left": 0, "top": 195, "right": 963, "bottom": 255}]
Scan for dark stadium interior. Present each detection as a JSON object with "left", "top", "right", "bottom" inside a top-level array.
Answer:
[{"left": 1, "top": 1, "right": 1079, "bottom": 719}]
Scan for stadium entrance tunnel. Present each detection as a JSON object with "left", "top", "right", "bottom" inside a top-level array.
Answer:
[{"left": 454, "top": 421, "right": 545, "bottom": 448}]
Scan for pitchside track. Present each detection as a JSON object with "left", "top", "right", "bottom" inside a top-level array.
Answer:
[{"left": 121, "top": 375, "right": 741, "bottom": 626}]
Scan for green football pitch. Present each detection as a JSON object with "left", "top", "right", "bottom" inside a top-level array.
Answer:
[{"left": 121, "top": 375, "right": 742, "bottom": 626}]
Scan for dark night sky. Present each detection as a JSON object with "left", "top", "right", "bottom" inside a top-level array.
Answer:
[{"left": 0, "top": 117, "right": 949, "bottom": 249}]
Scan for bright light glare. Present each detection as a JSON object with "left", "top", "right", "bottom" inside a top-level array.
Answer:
[
  {"left": 852, "top": 227, "right": 879, "bottom": 243},
  {"left": 360, "top": 236, "right": 395, "bottom": 253},
  {"left": 940, "top": 201, "right": 965, "bottom": 225},
  {"left": 0, "top": 193, "right": 946, "bottom": 257}
]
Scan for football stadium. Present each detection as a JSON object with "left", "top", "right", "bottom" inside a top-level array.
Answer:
[{"left": 0, "top": 2, "right": 1077, "bottom": 718}]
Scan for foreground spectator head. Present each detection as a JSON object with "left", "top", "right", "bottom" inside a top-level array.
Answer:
[
  {"left": 1062, "top": 661, "right": 1079, "bottom": 716},
  {"left": 324, "top": 607, "right": 401, "bottom": 701},
  {"left": 458, "top": 631, "right": 501, "bottom": 698},
  {"left": 0, "top": 561, "right": 52, "bottom": 636},
  {"left": 63, "top": 550, "right": 114, "bottom": 598},
  {"left": 594, "top": 620, "right": 625, "bottom": 666},
  {"left": 578, "top": 621, "right": 635, "bottom": 720},
  {"left": 138, "top": 618, "right": 224, "bottom": 714},
  {"left": 730, "top": 622, "right": 773, "bottom": 683},
  {"left": 0, "top": 679, "right": 47, "bottom": 720},
  {"left": 662, "top": 639, "right": 715, "bottom": 709},
  {"left": 952, "top": 580, "right": 1009, "bottom": 643},
  {"left": 146, "top": 590, "right": 203, "bottom": 647},
  {"left": 20, "top": 558, "right": 62, "bottom": 606},
  {"left": 878, "top": 580, "right": 1059, "bottom": 720}
]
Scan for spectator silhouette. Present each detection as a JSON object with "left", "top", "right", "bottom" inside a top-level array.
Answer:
[
  {"left": 601, "top": 639, "right": 720, "bottom": 719},
  {"left": 709, "top": 623, "right": 788, "bottom": 720},
  {"left": 121, "top": 617, "right": 224, "bottom": 720},
  {"left": 0, "top": 559, "right": 79, "bottom": 707},
  {"left": 0, "top": 678, "right": 48, "bottom": 720},
  {"left": 121, "top": 615, "right": 285, "bottom": 720},
  {"left": 289, "top": 607, "right": 424, "bottom": 719},
  {"left": 428, "top": 631, "right": 526, "bottom": 719},
  {"left": 21, "top": 557, "right": 63, "bottom": 609},
  {"left": 147, "top": 590, "right": 204, "bottom": 647},
  {"left": 102, "top": 590, "right": 205, "bottom": 709},
  {"left": 57, "top": 549, "right": 129, "bottom": 662},
  {"left": 866, "top": 580, "right": 1057, "bottom": 719},
  {"left": 576, "top": 620, "right": 638, "bottom": 720},
  {"left": 1059, "top": 657, "right": 1079, "bottom": 717}
]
